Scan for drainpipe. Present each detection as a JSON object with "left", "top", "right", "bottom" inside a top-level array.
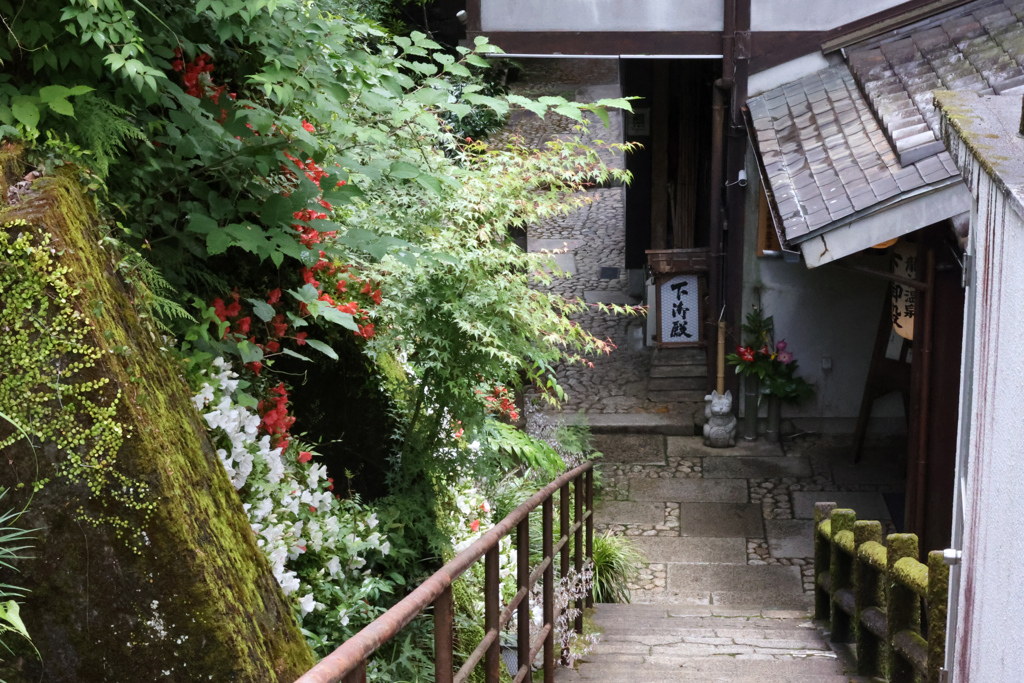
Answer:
[
  {"left": 707, "top": 0, "right": 737, "bottom": 391},
  {"left": 708, "top": 77, "right": 731, "bottom": 392}
]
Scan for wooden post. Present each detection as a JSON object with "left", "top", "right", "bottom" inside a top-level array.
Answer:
[
  {"left": 717, "top": 320, "right": 726, "bottom": 394},
  {"left": 650, "top": 61, "right": 669, "bottom": 250},
  {"left": 886, "top": 534, "right": 921, "bottom": 683},
  {"left": 829, "top": 509, "right": 857, "bottom": 643},
  {"left": 434, "top": 585, "right": 454, "bottom": 683},
  {"left": 854, "top": 520, "right": 885, "bottom": 676},
  {"left": 926, "top": 551, "right": 950, "bottom": 683},
  {"left": 814, "top": 502, "right": 837, "bottom": 621}
]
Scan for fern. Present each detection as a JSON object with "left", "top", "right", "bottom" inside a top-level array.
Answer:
[
  {"left": 70, "top": 96, "right": 146, "bottom": 178},
  {"left": 115, "top": 248, "right": 196, "bottom": 331}
]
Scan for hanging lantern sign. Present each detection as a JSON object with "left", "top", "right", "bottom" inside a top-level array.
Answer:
[
  {"left": 658, "top": 273, "right": 702, "bottom": 346},
  {"left": 891, "top": 241, "right": 917, "bottom": 341}
]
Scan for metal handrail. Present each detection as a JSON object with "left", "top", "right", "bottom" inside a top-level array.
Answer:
[{"left": 297, "top": 461, "right": 595, "bottom": 683}]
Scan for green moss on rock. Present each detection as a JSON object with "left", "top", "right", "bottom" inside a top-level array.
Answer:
[{"left": 0, "top": 164, "right": 314, "bottom": 681}]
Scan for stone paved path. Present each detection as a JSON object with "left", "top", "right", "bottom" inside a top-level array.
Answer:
[{"left": 554, "top": 433, "right": 905, "bottom": 681}]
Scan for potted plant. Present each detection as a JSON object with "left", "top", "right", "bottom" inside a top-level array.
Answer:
[{"left": 726, "top": 307, "right": 813, "bottom": 440}]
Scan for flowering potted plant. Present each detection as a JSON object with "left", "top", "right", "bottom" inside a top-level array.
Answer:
[{"left": 726, "top": 307, "right": 813, "bottom": 439}]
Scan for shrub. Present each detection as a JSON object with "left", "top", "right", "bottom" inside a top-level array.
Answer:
[{"left": 591, "top": 532, "right": 644, "bottom": 604}]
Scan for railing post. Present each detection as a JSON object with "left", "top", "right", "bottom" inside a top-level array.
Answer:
[
  {"left": 886, "top": 533, "right": 920, "bottom": 683},
  {"left": 341, "top": 661, "right": 366, "bottom": 683},
  {"left": 585, "top": 466, "right": 594, "bottom": 609},
  {"left": 854, "top": 520, "right": 884, "bottom": 677},
  {"left": 559, "top": 482, "right": 570, "bottom": 579},
  {"left": 517, "top": 516, "right": 530, "bottom": 679},
  {"left": 434, "top": 585, "right": 454, "bottom": 683},
  {"left": 543, "top": 496, "right": 554, "bottom": 683},
  {"left": 829, "top": 508, "right": 857, "bottom": 643},
  {"left": 926, "top": 550, "right": 950, "bottom": 683},
  {"left": 485, "top": 546, "right": 500, "bottom": 683},
  {"left": 559, "top": 481, "right": 570, "bottom": 664},
  {"left": 814, "top": 502, "right": 837, "bottom": 621},
  {"left": 574, "top": 472, "right": 584, "bottom": 633}
]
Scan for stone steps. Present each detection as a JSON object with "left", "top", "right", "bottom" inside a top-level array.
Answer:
[
  {"left": 650, "top": 364, "right": 707, "bottom": 378},
  {"left": 648, "top": 376, "right": 706, "bottom": 391},
  {"left": 647, "top": 389, "right": 709, "bottom": 403},
  {"left": 556, "top": 604, "right": 850, "bottom": 682}
]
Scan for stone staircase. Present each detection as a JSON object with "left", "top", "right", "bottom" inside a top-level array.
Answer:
[
  {"left": 557, "top": 604, "right": 851, "bottom": 682},
  {"left": 646, "top": 348, "right": 709, "bottom": 432}
]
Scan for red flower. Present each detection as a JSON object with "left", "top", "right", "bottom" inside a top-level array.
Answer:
[
  {"left": 358, "top": 324, "right": 375, "bottom": 339},
  {"left": 295, "top": 332, "right": 308, "bottom": 346},
  {"left": 265, "top": 340, "right": 280, "bottom": 352},
  {"left": 302, "top": 120, "right": 315, "bottom": 133},
  {"left": 212, "top": 297, "right": 228, "bottom": 322},
  {"left": 327, "top": 477, "right": 334, "bottom": 491},
  {"left": 370, "top": 289, "right": 382, "bottom": 305},
  {"left": 267, "top": 288, "right": 282, "bottom": 305},
  {"left": 271, "top": 314, "right": 288, "bottom": 338},
  {"left": 361, "top": 281, "right": 372, "bottom": 295},
  {"left": 298, "top": 451, "right": 312, "bottom": 464},
  {"left": 470, "top": 519, "right": 480, "bottom": 533},
  {"left": 246, "top": 361, "right": 263, "bottom": 375},
  {"left": 236, "top": 316, "right": 251, "bottom": 334}
]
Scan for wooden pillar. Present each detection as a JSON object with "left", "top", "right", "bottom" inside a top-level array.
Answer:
[{"left": 650, "top": 61, "right": 669, "bottom": 250}]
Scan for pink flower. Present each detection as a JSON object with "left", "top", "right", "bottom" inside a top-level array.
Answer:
[
  {"left": 298, "top": 451, "right": 312, "bottom": 464},
  {"left": 776, "top": 340, "right": 787, "bottom": 352},
  {"left": 778, "top": 351, "right": 793, "bottom": 365},
  {"left": 470, "top": 519, "right": 480, "bottom": 533}
]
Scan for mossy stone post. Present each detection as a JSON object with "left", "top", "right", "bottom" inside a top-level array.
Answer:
[
  {"left": 828, "top": 508, "right": 856, "bottom": 643},
  {"left": 813, "top": 502, "right": 837, "bottom": 621},
  {"left": 926, "top": 550, "right": 950, "bottom": 683},
  {"left": 853, "top": 520, "right": 884, "bottom": 676},
  {"left": 885, "top": 533, "right": 920, "bottom": 683},
  {"left": 0, "top": 173, "right": 314, "bottom": 680}
]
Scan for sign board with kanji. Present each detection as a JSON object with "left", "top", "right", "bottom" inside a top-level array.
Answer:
[
  {"left": 656, "top": 273, "right": 703, "bottom": 347},
  {"left": 891, "top": 241, "right": 917, "bottom": 341}
]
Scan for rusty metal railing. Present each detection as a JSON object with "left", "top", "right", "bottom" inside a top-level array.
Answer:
[
  {"left": 296, "top": 461, "right": 595, "bottom": 683},
  {"left": 813, "top": 502, "right": 950, "bottom": 683}
]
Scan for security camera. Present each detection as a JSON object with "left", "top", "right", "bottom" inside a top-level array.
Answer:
[{"left": 737, "top": 169, "right": 747, "bottom": 187}]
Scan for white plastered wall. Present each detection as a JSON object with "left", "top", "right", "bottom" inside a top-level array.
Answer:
[{"left": 947, "top": 145, "right": 1024, "bottom": 683}]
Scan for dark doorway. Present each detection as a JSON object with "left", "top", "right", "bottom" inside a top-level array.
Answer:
[{"left": 622, "top": 59, "right": 720, "bottom": 269}]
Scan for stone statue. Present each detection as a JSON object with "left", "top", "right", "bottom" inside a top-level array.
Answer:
[{"left": 703, "top": 390, "right": 737, "bottom": 448}]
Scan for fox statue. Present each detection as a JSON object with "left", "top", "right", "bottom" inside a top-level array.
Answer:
[{"left": 703, "top": 390, "right": 737, "bottom": 448}]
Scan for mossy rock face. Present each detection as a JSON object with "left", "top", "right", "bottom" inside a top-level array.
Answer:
[{"left": 0, "top": 168, "right": 314, "bottom": 680}]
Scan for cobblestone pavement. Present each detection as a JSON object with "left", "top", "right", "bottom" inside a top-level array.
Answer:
[
  {"left": 495, "top": 59, "right": 655, "bottom": 416},
  {"left": 554, "top": 434, "right": 902, "bottom": 682},
  {"left": 592, "top": 433, "right": 906, "bottom": 600}
]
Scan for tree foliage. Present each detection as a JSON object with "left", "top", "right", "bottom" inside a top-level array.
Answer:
[{"left": 0, "top": 0, "right": 633, "bottom": 672}]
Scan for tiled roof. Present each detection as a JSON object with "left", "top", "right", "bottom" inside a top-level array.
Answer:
[
  {"left": 748, "top": 66, "right": 959, "bottom": 243},
  {"left": 847, "top": 0, "right": 1024, "bottom": 165}
]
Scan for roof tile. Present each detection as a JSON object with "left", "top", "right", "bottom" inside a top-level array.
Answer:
[{"left": 848, "top": 0, "right": 1024, "bottom": 164}]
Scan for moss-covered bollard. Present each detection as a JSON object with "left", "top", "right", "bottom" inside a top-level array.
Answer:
[
  {"left": 885, "top": 534, "right": 920, "bottom": 683},
  {"left": 853, "top": 520, "right": 884, "bottom": 676},
  {"left": 828, "top": 508, "right": 856, "bottom": 643},
  {"left": 0, "top": 169, "right": 314, "bottom": 679},
  {"left": 927, "top": 550, "right": 950, "bottom": 683},
  {"left": 813, "top": 502, "right": 837, "bottom": 621}
]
